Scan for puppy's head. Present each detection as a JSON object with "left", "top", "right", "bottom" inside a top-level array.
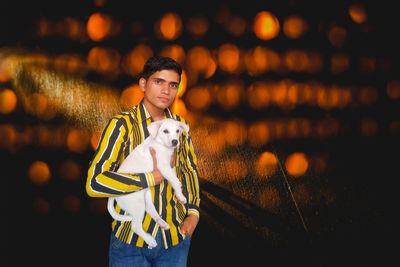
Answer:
[{"left": 148, "top": 118, "right": 189, "bottom": 148}]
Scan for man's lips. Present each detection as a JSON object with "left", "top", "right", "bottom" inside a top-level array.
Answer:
[{"left": 158, "top": 97, "right": 170, "bottom": 103}]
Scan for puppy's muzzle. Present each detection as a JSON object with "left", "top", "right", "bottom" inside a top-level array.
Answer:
[{"left": 171, "top": 139, "right": 178, "bottom": 147}]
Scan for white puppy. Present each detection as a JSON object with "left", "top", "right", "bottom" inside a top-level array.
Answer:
[{"left": 107, "top": 118, "right": 189, "bottom": 247}]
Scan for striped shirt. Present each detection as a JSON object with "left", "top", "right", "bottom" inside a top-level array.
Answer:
[{"left": 86, "top": 101, "right": 200, "bottom": 248}]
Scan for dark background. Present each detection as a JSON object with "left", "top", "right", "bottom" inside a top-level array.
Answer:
[{"left": 2, "top": 0, "right": 399, "bottom": 266}]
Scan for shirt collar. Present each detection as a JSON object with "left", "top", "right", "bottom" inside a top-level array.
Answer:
[{"left": 137, "top": 99, "right": 173, "bottom": 124}]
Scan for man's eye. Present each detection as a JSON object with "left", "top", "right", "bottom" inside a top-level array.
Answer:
[
  {"left": 170, "top": 83, "right": 179, "bottom": 89},
  {"left": 163, "top": 129, "right": 169, "bottom": 133}
]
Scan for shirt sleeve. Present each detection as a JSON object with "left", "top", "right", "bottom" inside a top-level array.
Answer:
[
  {"left": 86, "top": 116, "right": 155, "bottom": 198},
  {"left": 180, "top": 126, "right": 201, "bottom": 218}
]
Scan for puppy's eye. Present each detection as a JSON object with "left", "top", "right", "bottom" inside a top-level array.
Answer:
[
  {"left": 163, "top": 129, "right": 169, "bottom": 134},
  {"left": 176, "top": 130, "right": 179, "bottom": 133}
]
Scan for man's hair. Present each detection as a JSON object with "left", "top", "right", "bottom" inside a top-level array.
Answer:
[{"left": 139, "top": 56, "right": 182, "bottom": 80}]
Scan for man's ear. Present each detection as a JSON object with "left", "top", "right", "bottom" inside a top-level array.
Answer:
[
  {"left": 147, "top": 120, "right": 164, "bottom": 137},
  {"left": 139, "top": 78, "right": 147, "bottom": 92},
  {"left": 178, "top": 122, "right": 189, "bottom": 133}
]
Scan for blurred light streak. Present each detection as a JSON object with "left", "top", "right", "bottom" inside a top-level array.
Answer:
[
  {"left": 222, "top": 120, "right": 247, "bottom": 146},
  {"left": 258, "top": 186, "right": 280, "bottom": 212},
  {"left": 4, "top": 52, "right": 123, "bottom": 131}
]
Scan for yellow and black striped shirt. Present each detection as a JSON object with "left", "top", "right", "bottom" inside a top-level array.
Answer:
[{"left": 86, "top": 101, "right": 200, "bottom": 248}]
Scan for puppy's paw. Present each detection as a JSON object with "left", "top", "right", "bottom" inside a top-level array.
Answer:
[
  {"left": 147, "top": 238, "right": 157, "bottom": 248},
  {"left": 177, "top": 194, "right": 187, "bottom": 204},
  {"left": 157, "top": 219, "right": 170, "bottom": 230}
]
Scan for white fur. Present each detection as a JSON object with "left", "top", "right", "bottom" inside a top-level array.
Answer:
[{"left": 107, "top": 118, "right": 189, "bottom": 248}]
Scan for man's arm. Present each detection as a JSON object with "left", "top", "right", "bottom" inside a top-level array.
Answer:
[
  {"left": 180, "top": 123, "right": 201, "bottom": 223},
  {"left": 86, "top": 116, "right": 157, "bottom": 198}
]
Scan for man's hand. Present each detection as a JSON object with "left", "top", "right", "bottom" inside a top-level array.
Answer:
[
  {"left": 149, "top": 147, "right": 176, "bottom": 185},
  {"left": 149, "top": 147, "right": 164, "bottom": 185},
  {"left": 181, "top": 214, "right": 199, "bottom": 237}
]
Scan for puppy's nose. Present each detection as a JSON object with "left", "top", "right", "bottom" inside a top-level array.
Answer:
[{"left": 172, "top": 139, "right": 178, "bottom": 146}]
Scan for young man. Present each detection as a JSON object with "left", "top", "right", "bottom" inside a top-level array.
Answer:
[{"left": 86, "top": 56, "right": 200, "bottom": 266}]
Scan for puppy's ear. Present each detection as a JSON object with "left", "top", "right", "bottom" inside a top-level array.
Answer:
[
  {"left": 178, "top": 121, "right": 190, "bottom": 133},
  {"left": 147, "top": 120, "right": 164, "bottom": 137}
]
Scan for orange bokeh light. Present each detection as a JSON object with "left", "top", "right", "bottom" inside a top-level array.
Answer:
[
  {"left": 88, "top": 46, "right": 120, "bottom": 73},
  {"left": 186, "top": 15, "right": 209, "bottom": 38},
  {"left": 123, "top": 44, "right": 153, "bottom": 77},
  {"left": 120, "top": 84, "right": 144, "bottom": 109},
  {"left": 87, "top": 13, "right": 112, "bottom": 42},
  {"left": 28, "top": 161, "right": 51, "bottom": 185},
  {"left": 186, "top": 85, "right": 212, "bottom": 111},
  {"left": 253, "top": 11, "right": 280, "bottom": 40},
  {"left": 171, "top": 98, "right": 187, "bottom": 117},
  {"left": 159, "top": 44, "right": 186, "bottom": 65},
  {"left": 255, "top": 151, "right": 278, "bottom": 178},
  {"left": 67, "top": 128, "right": 90, "bottom": 153},
  {"left": 59, "top": 159, "right": 81, "bottom": 181},
  {"left": 283, "top": 15, "right": 308, "bottom": 39},
  {"left": 285, "top": 152, "right": 309, "bottom": 177},
  {"left": 0, "top": 89, "right": 17, "bottom": 114},
  {"left": 217, "top": 43, "right": 241, "bottom": 73},
  {"left": 155, "top": 12, "right": 183, "bottom": 40},
  {"left": 349, "top": 4, "right": 367, "bottom": 24}
]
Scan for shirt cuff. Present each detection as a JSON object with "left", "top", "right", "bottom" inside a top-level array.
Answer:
[
  {"left": 188, "top": 208, "right": 200, "bottom": 218},
  {"left": 145, "top": 172, "right": 155, "bottom": 187}
]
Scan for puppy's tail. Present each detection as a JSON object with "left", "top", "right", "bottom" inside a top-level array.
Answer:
[{"left": 107, "top": 197, "right": 132, "bottom": 221}]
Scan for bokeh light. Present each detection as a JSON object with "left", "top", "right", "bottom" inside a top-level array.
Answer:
[
  {"left": 0, "top": 89, "right": 17, "bottom": 114},
  {"left": 155, "top": 12, "right": 183, "bottom": 40},
  {"left": 283, "top": 15, "right": 308, "bottom": 39},
  {"left": 28, "top": 161, "right": 51, "bottom": 185},
  {"left": 253, "top": 11, "right": 280, "bottom": 40},
  {"left": 87, "top": 13, "right": 113, "bottom": 41},
  {"left": 349, "top": 4, "right": 367, "bottom": 24},
  {"left": 255, "top": 152, "right": 278, "bottom": 178},
  {"left": 285, "top": 152, "right": 309, "bottom": 177}
]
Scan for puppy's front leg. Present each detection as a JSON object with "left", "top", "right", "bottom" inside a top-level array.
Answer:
[{"left": 159, "top": 163, "right": 186, "bottom": 204}]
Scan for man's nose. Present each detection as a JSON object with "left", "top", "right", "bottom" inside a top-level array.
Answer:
[{"left": 161, "top": 85, "right": 170, "bottom": 95}]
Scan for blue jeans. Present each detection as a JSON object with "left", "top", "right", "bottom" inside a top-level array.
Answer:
[{"left": 109, "top": 230, "right": 191, "bottom": 267}]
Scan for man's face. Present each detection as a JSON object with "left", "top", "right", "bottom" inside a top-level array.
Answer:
[{"left": 140, "top": 69, "right": 180, "bottom": 111}]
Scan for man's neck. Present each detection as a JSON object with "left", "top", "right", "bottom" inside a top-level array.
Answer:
[{"left": 143, "top": 101, "right": 165, "bottom": 121}]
